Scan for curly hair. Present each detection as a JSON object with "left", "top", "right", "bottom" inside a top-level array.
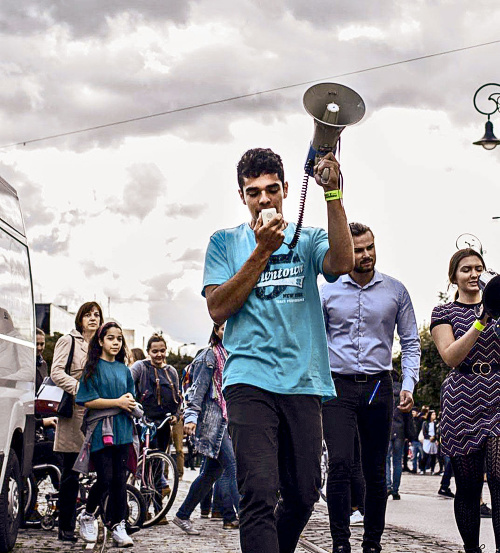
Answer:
[
  {"left": 237, "top": 148, "right": 285, "bottom": 191},
  {"left": 83, "top": 322, "right": 127, "bottom": 383}
]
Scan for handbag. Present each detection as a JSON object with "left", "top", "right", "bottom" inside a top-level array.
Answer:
[{"left": 35, "top": 335, "right": 75, "bottom": 418}]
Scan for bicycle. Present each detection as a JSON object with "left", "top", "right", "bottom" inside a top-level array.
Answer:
[
  {"left": 128, "top": 414, "right": 179, "bottom": 527},
  {"left": 24, "top": 463, "right": 146, "bottom": 532}
]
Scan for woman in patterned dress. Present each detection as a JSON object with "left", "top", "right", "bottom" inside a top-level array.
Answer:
[{"left": 431, "top": 248, "right": 500, "bottom": 553}]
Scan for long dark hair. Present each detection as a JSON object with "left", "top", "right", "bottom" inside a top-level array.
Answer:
[
  {"left": 83, "top": 322, "right": 127, "bottom": 382},
  {"left": 209, "top": 323, "right": 223, "bottom": 347}
]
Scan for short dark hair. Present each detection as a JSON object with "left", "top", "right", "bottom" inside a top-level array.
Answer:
[
  {"left": 237, "top": 148, "right": 285, "bottom": 191},
  {"left": 75, "top": 302, "right": 103, "bottom": 334},
  {"left": 349, "top": 222, "right": 374, "bottom": 238},
  {"left": 147, "top": 334, "right": 167, "bottom": 352}
]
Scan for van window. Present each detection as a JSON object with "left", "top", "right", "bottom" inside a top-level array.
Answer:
[
  {"left": 0, "top": 178, "right": 24, "bottom": 236},
  {"left": 0, "top": 231, "right": 34, "bottom": 343}
]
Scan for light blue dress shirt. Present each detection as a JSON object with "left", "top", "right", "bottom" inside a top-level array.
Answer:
[{"left": 320, "top": 270, "right": 420, "bottom": 392}]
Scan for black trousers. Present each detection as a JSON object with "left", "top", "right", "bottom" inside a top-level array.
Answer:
[
  {"left": 58, "top": 452, "right": 79, "bottom": 532},
  {"left": 322, "top": 372, "right": 393, "bottom": 552},
  {"left": 225, "top": 384, "right": 322, "bottom": 553},
  {"left": 86, "top": 444, "right": 129, "bottom": 527}
]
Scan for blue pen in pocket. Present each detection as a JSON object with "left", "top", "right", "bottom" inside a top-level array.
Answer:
[{"left": 368, "top": 380, "right": 381, "bottom": 405}]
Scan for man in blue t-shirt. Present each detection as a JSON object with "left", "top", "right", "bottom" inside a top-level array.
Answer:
[{"left": 202, "top": 147, "right": 354, "bottom": 553}]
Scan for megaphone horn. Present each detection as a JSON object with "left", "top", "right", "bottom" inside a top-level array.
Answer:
[
  {"left": 479, "top": 271, "right": 500, "bottom": 319},
  {"left": 303, "top": 82, "right": 366, "bottom": 175}
]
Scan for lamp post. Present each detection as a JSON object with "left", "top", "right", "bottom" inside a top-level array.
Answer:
[
  {"left": 473, "top": 83, "right": 500, "bottom": 150},
  {"left": 177, "top": 342, "right": 195, "bottom": 356}
]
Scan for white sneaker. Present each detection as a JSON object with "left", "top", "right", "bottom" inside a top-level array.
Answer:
[
  {"left": 112, "top": 520, "right": 133, "bottom": 547},
  {"left": 78, "top": 511, "right": 98, "bottom": 543},
  {"left": 350, "top": 509, "right": 364, "bottom": 525}
]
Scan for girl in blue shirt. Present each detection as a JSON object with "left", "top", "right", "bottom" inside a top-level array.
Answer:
[{"left": 75, "top": 322, "right": 136, "bottom": 548}]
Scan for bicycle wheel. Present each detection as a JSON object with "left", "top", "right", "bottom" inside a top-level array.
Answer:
[
  {"left": 101, "top": 484, "right": 146, "bottom": 529},
  {"left": 131, "top": 451, "right": 178, "bottom": 527}
]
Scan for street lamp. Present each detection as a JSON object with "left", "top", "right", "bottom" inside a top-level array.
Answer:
[
  {"left": 473, "top": 83, "right": 500, "bottom": 150},
  {"left": 177, "top": 342, "right": 195, "bottom": 356}
]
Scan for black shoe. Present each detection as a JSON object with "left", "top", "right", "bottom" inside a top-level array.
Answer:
[
  {"left": 58, "top": 530, "right": 78, "bottom": 542},
  {"left": 332, "top": 546, "right": 351, "bottom": 553},
  {"left": 480, "top": 503, "right": 492, "bottom": 518},
  {"left": 362, "top": 548, "right": 380, "bottom": 553},
  {"left": 392, "top": 493, "right": 401, "bottom": 500},
  {"left": 438, "top": 487, "right": 455, "bottom": 498}
]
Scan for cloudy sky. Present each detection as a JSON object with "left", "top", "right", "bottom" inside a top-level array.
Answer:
[{"left": 2, "top": 1, "right": 500, "bottom": 350}]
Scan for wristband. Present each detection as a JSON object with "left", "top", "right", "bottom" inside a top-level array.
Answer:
[
  {"left": 325, "top": 189, "right": 343, "bottom": 201},
  {"left": 473, "top": 319, "right": 486, "bottom": 332}
]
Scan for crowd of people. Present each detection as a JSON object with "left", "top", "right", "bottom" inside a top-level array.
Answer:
[{"left": 29, "top": 147, "right": 499, "bottom": 553}]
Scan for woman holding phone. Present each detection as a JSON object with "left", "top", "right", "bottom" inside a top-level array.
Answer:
[{"left": 431, "top": 248, "right": 500, "bottom": 553}]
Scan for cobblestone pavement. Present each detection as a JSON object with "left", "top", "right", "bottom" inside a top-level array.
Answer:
[{"left": 14, "top": 468, "right": 467, "bottom": 553}]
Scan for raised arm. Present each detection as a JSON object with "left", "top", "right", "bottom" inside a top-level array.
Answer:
[
  {"left": 431, "top": 312, "right": 489, "bottom": 368},
  {"left": 314, "top": 153, "right": 354, "bottom": 277}
]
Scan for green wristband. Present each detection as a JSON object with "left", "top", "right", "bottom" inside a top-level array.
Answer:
[
  {"left": 325, "top": 189, "right": 343, "bottom": 202},
  {"left": 473, "top": 319, "right": 486, "bottom": 332}
]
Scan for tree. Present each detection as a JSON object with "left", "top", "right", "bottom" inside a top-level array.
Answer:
[
  {"left": 393, "top": 325, "right": 448, "bottom": 410},
  {"left": 44, "top": 332, "right": 63, "bottom": 372}
]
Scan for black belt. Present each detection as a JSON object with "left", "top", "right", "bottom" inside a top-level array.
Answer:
[
  {"left": 456, "top": 363, "right": 500, "bottom": 376},
  {"left": 332, "top": 371, "right": 390, "bottom": 383}
]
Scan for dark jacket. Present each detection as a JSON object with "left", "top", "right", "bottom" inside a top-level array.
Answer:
[{"left": 389, "top": 381, "right": 407, "bottom": 440}]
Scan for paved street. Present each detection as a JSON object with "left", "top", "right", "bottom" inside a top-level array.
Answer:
[{"left": 14, "top": 468, "right": 495, "bottom": 552}]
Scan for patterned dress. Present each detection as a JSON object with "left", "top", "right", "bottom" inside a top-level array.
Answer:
[{"left": 431, "top": 301, "right": 500, "bottom": 457}]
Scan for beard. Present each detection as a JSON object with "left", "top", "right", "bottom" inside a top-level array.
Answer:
[{"left": 353, "top": 259, "right": 374, "bottom": 273}]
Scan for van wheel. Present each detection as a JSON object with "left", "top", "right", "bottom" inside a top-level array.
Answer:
[{"left": 0, "top": 450, "right": 22, "bottom": 552}]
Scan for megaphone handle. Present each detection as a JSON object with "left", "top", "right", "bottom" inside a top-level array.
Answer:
[{"left": 321, "top": 167, "right": 330, "bottom": 184}]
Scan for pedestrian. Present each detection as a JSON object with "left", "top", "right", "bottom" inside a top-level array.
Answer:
[
  {"left": 321, "top": 222, "right": 420, "bottom": 553},
  {"left": 431, "top": 248, "right": 500, "bottom": 553},
  {"left": 385, "top": 372, "right": 408, "bottom": 500},
  {"left": 75, "top": 322, "right": 137, "bottom": 548},
  {"left": 203, "top": 147, "right": 354, "bottom": 553},
  {"left": 131, "top": 334, "right": 181, "bottom": 452},
  {"left": 407, "top": 407, "right": 424, "bottom": 474},
  {"left": 173, "top": 323, "right": 240, "bottom": 534},
  {"left": 50, "top": 301, "right": 103, "bottom": 542},
  {"left": 421, "top": 410, "right": 438, "bottom": 475}
]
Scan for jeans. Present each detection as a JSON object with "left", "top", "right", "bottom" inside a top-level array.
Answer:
[
  {"left": 225, "top": 384, "right": 322, "bottom": 553},
  {"left": 176, "top": 430, "right": 238, "bottom": 522},
  {"left": 386, "top": 438, "right": 404, "bottom": 494},
  {"left": 322, "top": 372, "right": 393, "bottom": 552},
  {"left": 86, "top": 444, "right": 129, "bottom": 527},
  {"left": 440, "top": 455, "right": 453, "bottom": 489},
  {"left": 411, "top": 440, "right": 423, "bottom": 472}
]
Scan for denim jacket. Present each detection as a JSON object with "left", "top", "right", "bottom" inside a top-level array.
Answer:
[{"left": 184, "top": 347, "right": 226, "bottom": 459}]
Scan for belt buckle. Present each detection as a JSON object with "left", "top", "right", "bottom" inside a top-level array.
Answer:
[
  {"left": 355, "top": 374, "right": 368, "bottom": 383},
  {"left": 472, "top": 362, "right": 491, "bottom": 375}
]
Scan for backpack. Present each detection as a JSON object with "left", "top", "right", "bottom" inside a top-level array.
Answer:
[{"left": 137, "top": 361, "right": 180, "bottom": 420}]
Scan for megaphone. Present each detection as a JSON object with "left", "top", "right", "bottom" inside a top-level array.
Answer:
[
  {"left": 287, "top": 82, "right": 365, "bottom": 250},
  {"left": 303, "top": 82, "right": 366, "bottom": 176},
  {"left": 479, "top": 271, "right": 500, "bottom": 319}
]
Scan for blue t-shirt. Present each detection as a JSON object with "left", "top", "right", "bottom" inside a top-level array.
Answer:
[
  {"left": 203, "top": 222, "right": 337, "bottom": 397},
  {"left": 76, "top": 359, "right": 135, "bottom": 452}
]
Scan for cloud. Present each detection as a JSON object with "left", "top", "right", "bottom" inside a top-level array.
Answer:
[
  {"left": 176, "top": 248, "right": 204, "bottom": 263},
  {"left": 30, "top": 228, "right": 69, "bottom": 254},
  {"left": 165, "top": 203, "right": 207, "bottom": 218},
  {"left": 0, "top": 163, "right": 55, "bottom": 228},
  {"left": 81, "top": 259, "right": 109, "bottom": 278},
  {"left": 109, "top": 163, "right": 166, "bottom": 220}
]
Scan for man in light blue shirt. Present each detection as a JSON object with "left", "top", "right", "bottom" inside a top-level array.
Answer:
[
  {"left": 203, "top": 148, "right": 354, "bottom": 553},
  {"left": 320, "top": 222, "right": 420, "bottom": 553}
]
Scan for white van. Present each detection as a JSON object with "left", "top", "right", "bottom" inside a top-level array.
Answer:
[{"left": 0, "top": 176, "right": 36, "bottom": 551}]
